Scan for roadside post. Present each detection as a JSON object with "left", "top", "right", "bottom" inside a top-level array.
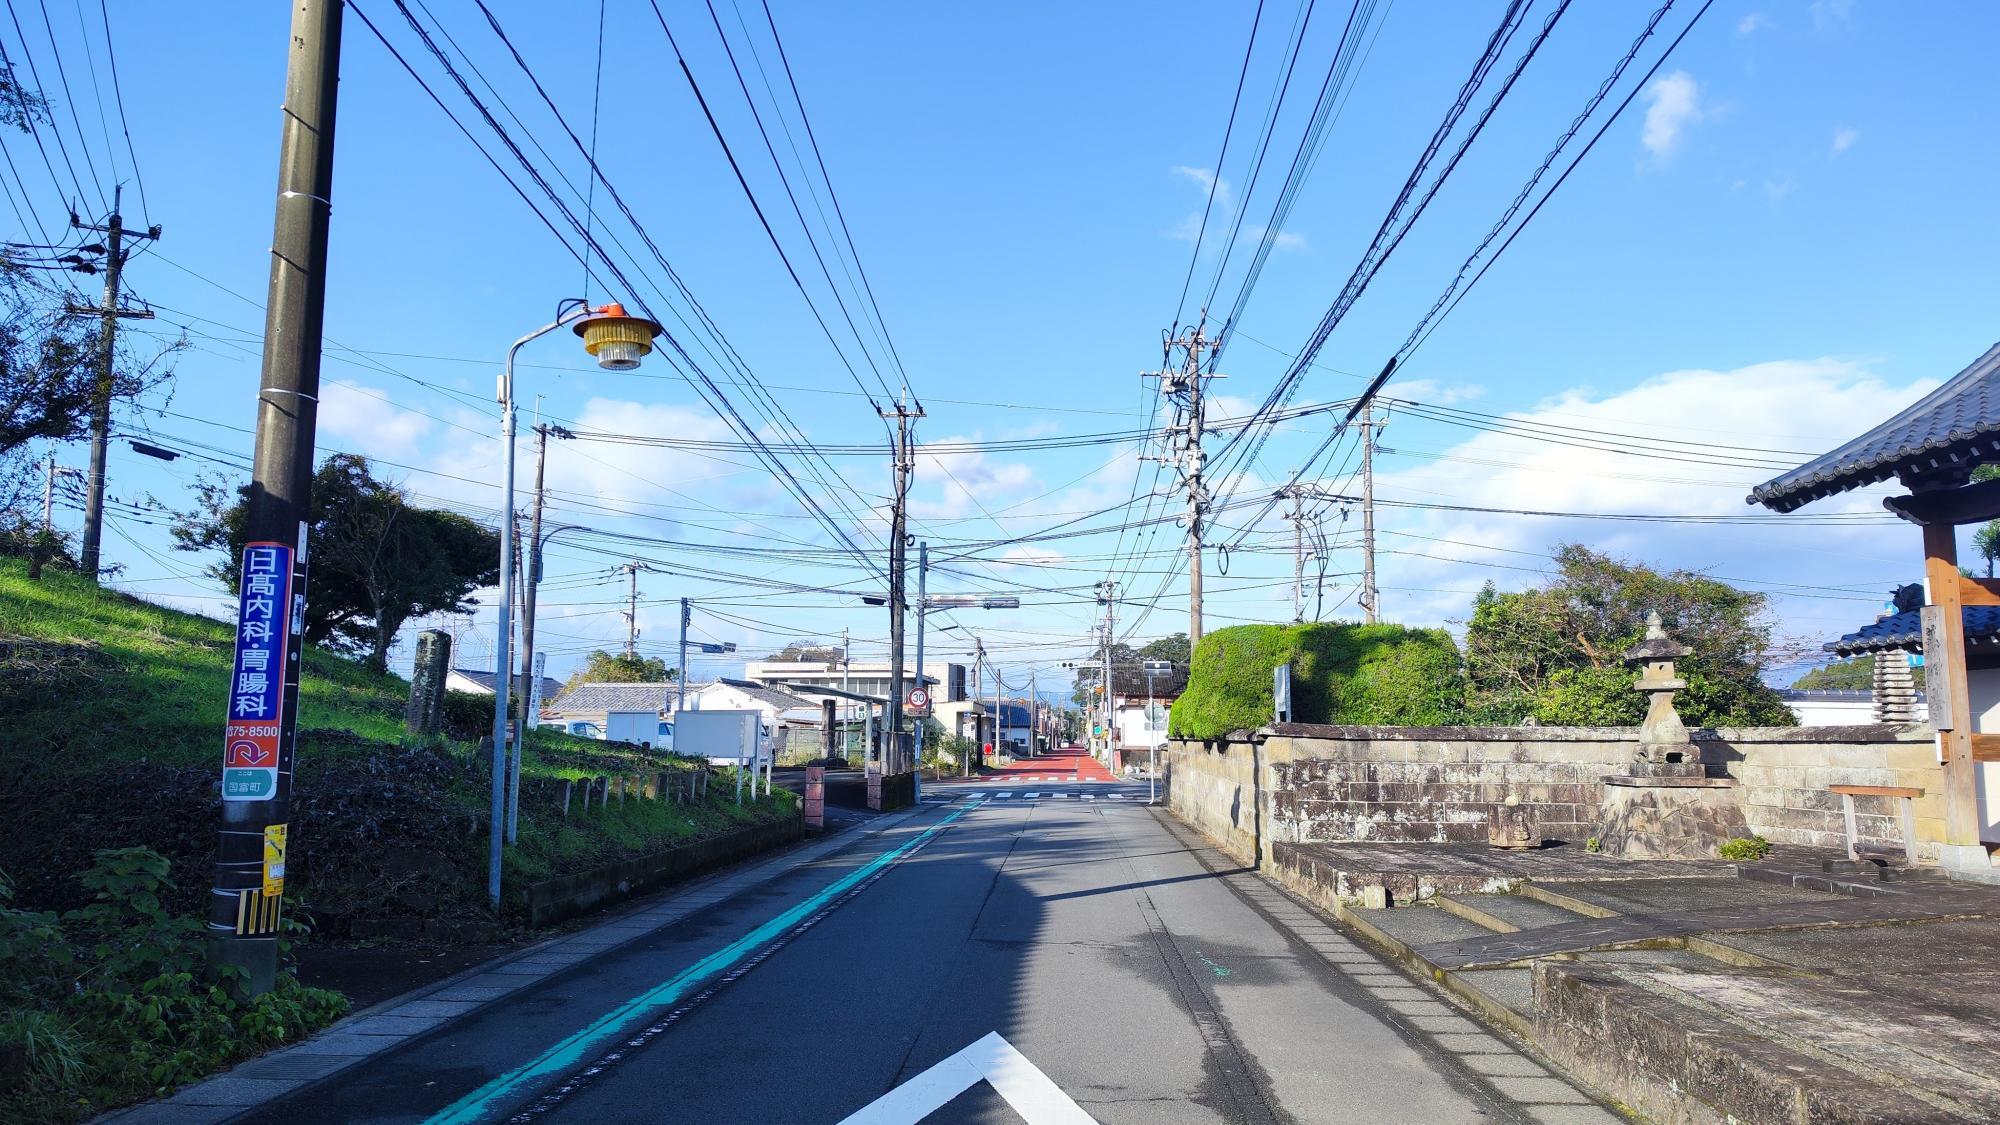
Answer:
[{"left": 805, "top": 766, "right": 825, "bottom": 830}]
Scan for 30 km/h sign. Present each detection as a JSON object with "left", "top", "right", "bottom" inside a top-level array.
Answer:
[{"left": 905, "top": 687, "right": 932, "bottom": 714}]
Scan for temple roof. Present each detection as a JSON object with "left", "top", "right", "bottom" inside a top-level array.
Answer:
[
  {"left": 1749, "top": 342, "right": 2000, "bottom": 513},
  {"left": 1826, "top": 606, "right": 2000, "bottom": 656}
]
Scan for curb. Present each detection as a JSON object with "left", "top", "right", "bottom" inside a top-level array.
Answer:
[{"left": 98, "top": 801, "right": 947, "bottom": 1124}]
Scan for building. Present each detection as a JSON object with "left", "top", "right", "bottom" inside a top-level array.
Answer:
[
  {"left": 447, "top": 666, "right": 563, "bottom": 703},
  {"left": 1776, "top": 688, "right": 1884, "bottom": 726},
  {"left": 1109, "top": 665, "right": 1188, "bottom": 759},
  {"left": 743, "top": 659, "right": 966, "bottom": 705},
  {"left": 541, "top": 681, "right": 679, "bottom": 741}
]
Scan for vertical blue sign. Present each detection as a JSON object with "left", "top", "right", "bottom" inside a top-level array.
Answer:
[{"left": 221, "top": 541, "right": 294, "bottom": 801}]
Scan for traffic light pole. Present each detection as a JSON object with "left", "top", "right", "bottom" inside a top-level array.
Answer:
[{"left": 210, "top": 0, "right": 342, "bottom": 997}]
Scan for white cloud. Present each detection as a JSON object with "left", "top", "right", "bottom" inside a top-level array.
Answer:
[
  {"left": 1763, "top": 176, "right": 1795, "bottom": 202},
  {"left": 1387, "top": 378, "right": 1484, "bottom": 407},
  {"left": 1168, "top": 166, "right": 1237, "bottom": 245},
  {"left": 1736, "top": 13, "right": 1769, "bottom": 34},
  {"left": 317, "top": 380, "right": 434, "bottom": 449},
  {"left": 1365, "top": 357, "right": 1935, "bottom": 633},
  {"left": 1639, "top": 71, "right": 1704, "bottom": 160},
  {"left": 1811, "top": 0, "right": 1856, "bottom": 31},
  {"left": 1831, "top": 126, "right": 1860, "bottom": 155},
  {"left": 1170, "top": 165, "right": 1231, "bottom": 210},
  {"left": 1239, "top": 225, "right": 1306, "bottom": 252}
]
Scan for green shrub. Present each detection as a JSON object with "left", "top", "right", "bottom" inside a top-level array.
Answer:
[
  {"left": 0, "top": 849, "right": 347, "bottom": 1123},
  {"left": 1168, "top": 622, "right": 1467, "bottom": 740},
  {"left": 1718, "top": 835, "right": 1772, "bottom": 861},
  {"left": 442, "top": 689, "right": 493, "bottom": 740}
]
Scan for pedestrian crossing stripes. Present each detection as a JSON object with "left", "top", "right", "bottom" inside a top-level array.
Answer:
[{"left": 940, "top": 790, "right": 1148, "bottom": 802}]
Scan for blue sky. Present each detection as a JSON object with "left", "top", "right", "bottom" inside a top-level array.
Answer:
[{"left": 20, "top": 0, "right": 2000, "bottom": 689}]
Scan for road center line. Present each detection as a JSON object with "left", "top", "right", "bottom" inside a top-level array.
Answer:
[{"left": 426, "top": 801, "right": 985, "bottom": 1125}]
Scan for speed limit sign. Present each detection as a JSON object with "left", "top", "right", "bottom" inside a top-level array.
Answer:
[{"left": 906, "top": 687, "right": 931, "bottom": 713}]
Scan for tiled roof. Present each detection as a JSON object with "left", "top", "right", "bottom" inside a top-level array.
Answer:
[
  {"left": 1750, "top": 342, "right": 2000, "bottom": 512},
  {"left": 451, "top": 667, "right": 564, "bottom": 700},
  {"left": 1825, "top": 607, "right": 2000, "bottom": 656},
  {"left": 1109, "top": 666, "right": 1188, "bottom": 697},
  {"left": 545, "top": 681, "right": 680, "bottom": 713},
  {"left": 711, "top": 678, "right": 815, "bottom": 711}
]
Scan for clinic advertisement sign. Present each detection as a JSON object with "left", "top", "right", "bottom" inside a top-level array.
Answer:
[{"left": 221, "top": 541, "right": 294, "bottom": 801}]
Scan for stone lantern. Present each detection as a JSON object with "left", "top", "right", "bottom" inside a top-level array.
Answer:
[
  {"left": 1624, "top": 610, "right": 1703, "bottom": 779},
  {"left": 1592, "top": 610, "right": 1749, "bottom": 859}
]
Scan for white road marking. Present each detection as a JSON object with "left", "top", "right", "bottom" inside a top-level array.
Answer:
[
  {"left": 994, "top": 792, "right": 1013, "bottom": 798},
  {"left": 1081, "top": 795, "right": 1096, "bottom": 801},
  {"left": 1024, "top": 792, "right": 1040, "bottom": 798},
  {"left": 838, "top": 1031, "right": 1095, "bottom": 1125}
]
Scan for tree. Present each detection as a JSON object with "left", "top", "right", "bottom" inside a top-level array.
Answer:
[
  {"left": 1139, "top": 633, "right": 1190, "bottom": 666},
  {"left": 568, "top": 650, "right": 672, "bottom": 686},
  {"left": 1791, "top": 657, "right": 1875, "bottom": 691},
  {"left": 171, "top": 454, "right": 500, "bottom": 670},
  {"left": 1463, "top": 544, "right": 1793, "bottom": 727}
]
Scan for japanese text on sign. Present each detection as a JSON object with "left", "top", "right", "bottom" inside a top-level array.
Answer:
[{"left": 221, "top": 542, "right": 294, "bottom": 801}]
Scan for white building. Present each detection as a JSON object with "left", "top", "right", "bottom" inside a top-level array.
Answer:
[
  {"left": 1108, "top": 666, "right": 1186, "bottom": 761},
  {"left": 743, "top": 659, "right": 965, "bottom": 705}
]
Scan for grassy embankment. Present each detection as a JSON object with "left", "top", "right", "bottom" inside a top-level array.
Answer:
[{"left": 0, "top": 557, "right": 797, "bottom": 928}]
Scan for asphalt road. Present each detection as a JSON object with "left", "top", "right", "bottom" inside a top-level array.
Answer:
[{"left": 235, "top": 769, "right": 1614, "bottom": 1124}]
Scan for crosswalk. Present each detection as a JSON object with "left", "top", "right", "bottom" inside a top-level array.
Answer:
[{"left": 934, "top": 787, "right": 1153, "bottom": 803}]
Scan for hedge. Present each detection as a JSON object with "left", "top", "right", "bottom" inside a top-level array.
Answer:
[{"left": 1167, "top": 622, "right": 1467, "bottom": 740}]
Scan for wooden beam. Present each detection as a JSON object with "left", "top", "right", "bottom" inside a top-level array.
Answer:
[
  {"left": 1828, "top": 784, "right": 1926, "bottom": 798},
  {"left": 1924, "top": 523, "right": 1985, "bottom": 847},
  {"left": 1886, "top": 476, "right": 2000, "bottom": 526},
  {"left": 1972, "top": 733, "right": 2000, "bottom": 763},
  {"left": 1960, "top": 575, "right": 2000, "bottom": 606}
]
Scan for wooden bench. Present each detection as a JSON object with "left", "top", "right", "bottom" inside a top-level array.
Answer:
[{"left": 1828, "top": 784, "right": 1923, "bottom": 866}]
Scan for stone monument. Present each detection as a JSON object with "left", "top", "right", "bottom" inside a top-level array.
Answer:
[
  {"left": 405, "top": 629, "right": 451, "bottom": 736},
  {"left": 1591, "top": 612, "right": 1750, "bottom": 859}
]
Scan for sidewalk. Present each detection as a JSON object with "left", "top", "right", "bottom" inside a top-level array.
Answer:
[
  {"left": 100, "top": 803, "right": 940, "bottom": 1124},
  {"left": 965, "top": 748, "right": 1116, "bottom": 783}
]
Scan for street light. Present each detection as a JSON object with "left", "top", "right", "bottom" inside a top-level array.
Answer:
[
  {"left": 488, "top": 300, "right": 662, "bottom": 909},
  {"left": 911, "top": 551, "right": 1022, "bottom": 782}
]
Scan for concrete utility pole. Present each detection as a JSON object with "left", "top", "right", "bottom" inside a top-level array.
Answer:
[
  {"left": 1359, "top": 402, "right": 1378, "bottom": 625},
  {"left": 42, "top": 454, "right": 80, "bottom": 529},
  {"left": 209, "top": 0, "right": 341, "bottom": 998},
  {"left": 1094, "top": 580, "right": 1117, "bottom": 757},
  {"left": 966, "top": 635, "right": 982, "bottom": 777},
  {"left": 880, "top": 399, "right": 923, "bottom": 777},
  {"left": 618, "top": 562, "right": 642, "bottom": 657},
  {"left": 677, "top": 597, "right": 691, "bottom": 713},
  {"left": 71, "top": 184, "right": 159, "bottom": 581},
  {"left": 1143, "top": 328, "right": 1221, "bottom": 647},
  {"left": 1285, "top": 487, "right": 1306, "bottom": 623},
  {"left": 516, "top": 422, "right": 569, "bottom": 744},
  {"left": 912, "top": 541, "right": 928, "bottom": 769}
]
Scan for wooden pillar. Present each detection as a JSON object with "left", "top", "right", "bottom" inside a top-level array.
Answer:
[{"left": 1922, "top": 523, "right": 1984, "bottom": 855}]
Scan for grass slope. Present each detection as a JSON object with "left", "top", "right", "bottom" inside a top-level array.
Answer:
[{"left": 0, "top": 558, "right": 796, "bottom": 927}]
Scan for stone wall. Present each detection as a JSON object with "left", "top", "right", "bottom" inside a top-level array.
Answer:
[{"left": 1166, "top": 723, "right": 1940, "bottom": 867}]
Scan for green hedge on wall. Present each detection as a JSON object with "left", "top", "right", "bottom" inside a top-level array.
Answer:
[{"left": 1167, "top": 622, "right": 1467, "bottom": 740}]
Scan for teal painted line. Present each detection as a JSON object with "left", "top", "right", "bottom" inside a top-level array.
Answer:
[{"left": 427, "top": 801, "right": 983, "bottom": 1125}]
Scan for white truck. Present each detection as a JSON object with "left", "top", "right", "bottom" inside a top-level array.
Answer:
[{"left": 603, "top": 710, "right": 672, "bottom": 750}]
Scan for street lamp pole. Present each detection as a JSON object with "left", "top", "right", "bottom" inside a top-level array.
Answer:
[
  {"left": 912, "top": 541, "right": 927, "bottom": 800},
  {"left": 487, "top": 302, "right": 660, "bottom": 910}
]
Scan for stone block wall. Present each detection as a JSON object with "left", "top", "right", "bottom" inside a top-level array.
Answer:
[{"left": 1166, "top": 723, "right": 1941, "bottom": 868}]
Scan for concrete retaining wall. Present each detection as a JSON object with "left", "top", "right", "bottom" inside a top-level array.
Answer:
[{"left": 1166, "top": 723, "right": 1940, "bottom": 867}]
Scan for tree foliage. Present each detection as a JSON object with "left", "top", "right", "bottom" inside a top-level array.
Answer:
[
  {"left": 1169, "top": 622, "right": 1467, "bottom": 739},
  {"left": 1463, "top": 544, "right": 1792, "bottom": 727},
  {"left": 569, "top": 649, "right": 672, "bottom": 686},
  {"left": 170, "top": 454, "right": 500, "bottom": 670}
]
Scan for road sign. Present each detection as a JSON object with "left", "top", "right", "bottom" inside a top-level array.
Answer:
[
  {"left": 906, "top": 686, "right": 931, "bottom": 713},
  {"left": 221, "top": 541, "right": 294, "bottom": 801}
]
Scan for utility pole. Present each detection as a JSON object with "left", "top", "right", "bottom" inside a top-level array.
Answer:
[
  {"left": 677, "top": 597, "right": 691, "bottom": 713},
  {"left": 840, "top": 626, "right": 851, "bottom": 756},
  {"left": 912, "top": 541, "right": 928, "bottom": 786},
  {"left": 1094, "top": 580, "right": 1116, "bottom": 758},
  {"left": 209, "top": 0, "right": 341, "bottom": 998},
  {"left": 966, "top": 635, "right": 982, "bottom": 777},
  {"left": 1283, "top": 487, "right": 1306, "bottom": 624},
  {"left": 1143, "top": 328, "right": 1221, "bottom": 647},
  {"left": 1359, "top": 402, "right": 1378, "bottom": 625},
  {"left": 516, "top": 423, "right": 569, "bottom": 741},
  {"left": 42, "top": 454, "right": 79, "bottom": 529},
  {"left": 71, "top": 184, "right": 160, "bottom": 582},
  {"left": 618, "top": 562, "right": 642, "bottom": 657},
  {"left": 880, "top": 399, "right": 923, "bottom": 778}
]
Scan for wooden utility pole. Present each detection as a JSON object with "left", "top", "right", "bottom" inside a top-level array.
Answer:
[
  {"left": 880, "top": 399, "right": 923, "bottom": 778},
  {"left": 208, "top": 0, "right": 341, "bottom": 998},
  {"left": 71, "top": 184, "right": 159, "bottom": 581}
]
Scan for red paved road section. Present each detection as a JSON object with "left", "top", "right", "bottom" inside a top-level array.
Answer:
[{"left": 974, "top": 748, "right": 1115, "bottom": 782}]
